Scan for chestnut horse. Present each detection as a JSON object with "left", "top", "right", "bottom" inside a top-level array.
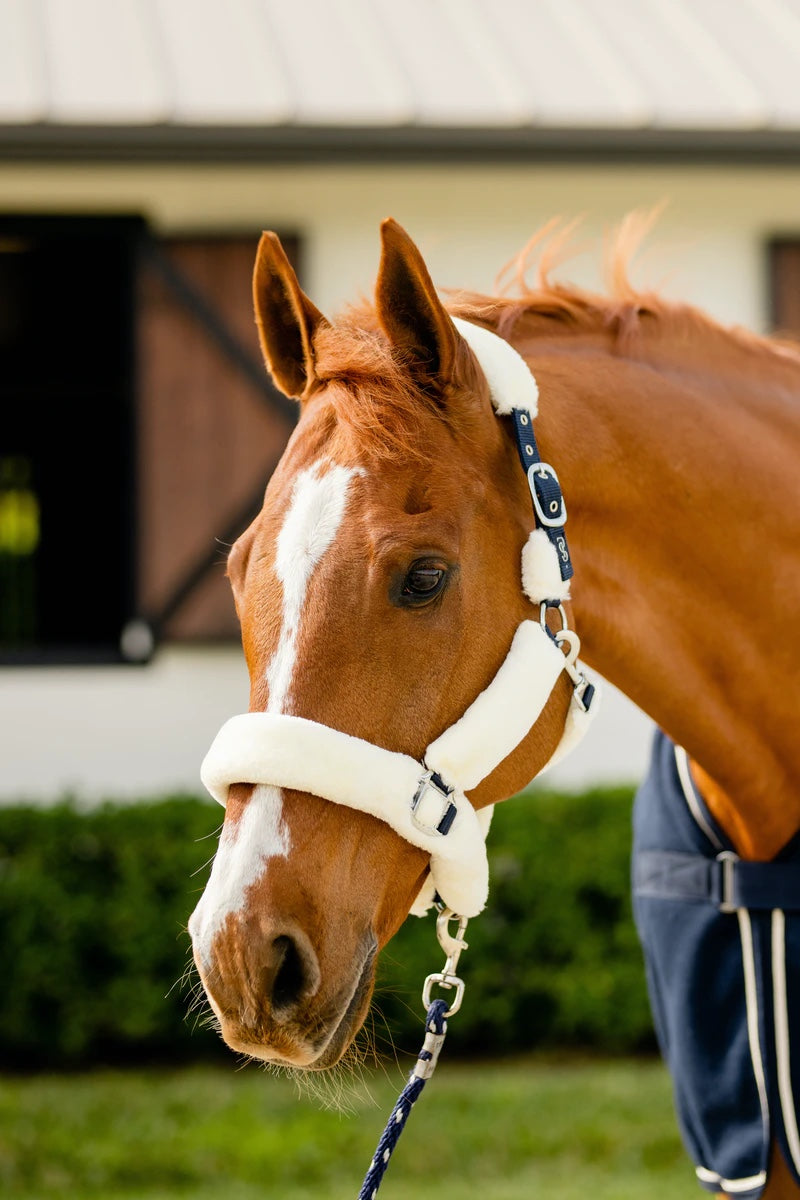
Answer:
[{"left": 189, "top": 218, "right": 800, "bottom": 1199}]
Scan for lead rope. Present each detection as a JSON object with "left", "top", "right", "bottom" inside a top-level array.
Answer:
[{"left": 357, "top": 908, "right": 469, "bottom": 1199}]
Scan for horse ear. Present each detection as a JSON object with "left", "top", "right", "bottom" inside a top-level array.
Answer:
[
  {"left": 376, "top": 218, "right": 460, "bottom": 388},
  {"left": 252, "top": 232, "right": 328, "bottom": 400}
]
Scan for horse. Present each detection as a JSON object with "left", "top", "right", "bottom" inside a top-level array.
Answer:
[{"left": 188, "top": 216, "right": 800, "bottom": 1199}]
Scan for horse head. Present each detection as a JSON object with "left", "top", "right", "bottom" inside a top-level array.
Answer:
[{"left": 188, "top": 219, "right": 589, "bottom": 1070}]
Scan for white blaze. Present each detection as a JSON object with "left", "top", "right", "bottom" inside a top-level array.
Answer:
[
  {"left": 189, "top": 462, "right": 359, "bottom": 964},
  {"left": 266, "top": 463, "right": 358, "bottom": 716},
  {"left": 188, "top": 787, "right": 291, "bottom": 956}
]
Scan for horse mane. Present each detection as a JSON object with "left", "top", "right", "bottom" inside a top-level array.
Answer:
[
  {"left": 452, "top": 207, "right": 800, "bottom": 364},
  {"left": 448, "top": 208, "right": 669, "bottom": 347},
  {"left": 313, "top": 208, "right": 800, "bottom": 462}
]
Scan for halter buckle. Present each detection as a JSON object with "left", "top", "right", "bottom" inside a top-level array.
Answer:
[
  {"left": 717, "top": 850, "right": 740, "bottom": 913},
  {"left": 571, "top": 675, "right": 596, "bottom": 713},
  {"left": 411, "top": 771, "right": 457, "bottom": 836},
  {"left": 527, "top": 462, "right": 567, "bottom": 528}
]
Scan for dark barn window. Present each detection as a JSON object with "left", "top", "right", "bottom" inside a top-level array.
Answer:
[
  {"left": 0, "top": 219, "right": 298, "bottom": 666},
  {"left": 0, "top": 215, "right": 143, "bottom": 664}
]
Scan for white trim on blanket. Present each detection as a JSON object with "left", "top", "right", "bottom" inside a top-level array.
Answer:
[
  {"left": 772, "top": 908, "right": 800, "bottom": 1177},
  {"left": 695, "top": 1165, "right": 767, "bottom": 1193},
  {"left": 675, "top": 744, "right": 723, "bottom": 851},
  {"left": 738, "top": 907, "right": 771, "bottom": 1137}
]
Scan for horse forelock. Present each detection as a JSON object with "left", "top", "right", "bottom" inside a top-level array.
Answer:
[{"left": 311, "top": 306, "right": 498, "bottom": 465}]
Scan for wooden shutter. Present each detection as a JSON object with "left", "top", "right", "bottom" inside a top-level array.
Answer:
[
  {"left": 769, "top": 240, "right": 800, "bottom": 340},
  {"left": 137, "top": 235, "right": 298, "bottom": 641}
]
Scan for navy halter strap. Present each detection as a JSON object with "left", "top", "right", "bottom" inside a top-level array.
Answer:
[
  {"left": 508, "top": 406, "right": 595, "bottom": 714},
  {"left": 510, "top": 407, "right": 574, "bottom": 588}
]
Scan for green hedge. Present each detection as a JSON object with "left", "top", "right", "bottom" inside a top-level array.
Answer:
[
  {"left": 378, "top": 785, "right": 655, "bottom": 1058},
  {"left": 0, "top": 785, "right": 656, "bottom": 1069}
]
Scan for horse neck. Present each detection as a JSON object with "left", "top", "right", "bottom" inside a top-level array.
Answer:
[{"left": 521, "top": 317, "right": 800, "bottom": 858}]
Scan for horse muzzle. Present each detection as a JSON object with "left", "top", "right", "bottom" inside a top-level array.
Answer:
[{"left": 190, "top": 906, "right": 378, "bottom": 1068}]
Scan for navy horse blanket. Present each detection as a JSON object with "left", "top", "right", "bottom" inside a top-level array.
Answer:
[{"left": 632, "top": 729, "right": 800, "bottom": 1197}]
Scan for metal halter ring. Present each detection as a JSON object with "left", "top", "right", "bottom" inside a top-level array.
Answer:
[{"left": 539, "top": 601, "right": 569, "bottom": 632}]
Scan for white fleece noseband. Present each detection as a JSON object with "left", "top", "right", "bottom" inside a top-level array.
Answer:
[{"left": 200, "top": 320, "right": 600, "bottom": 918}]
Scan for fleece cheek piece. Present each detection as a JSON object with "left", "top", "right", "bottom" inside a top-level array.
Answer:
[{"left": 521, "top": 529, "right": 571, "bottom": 604}]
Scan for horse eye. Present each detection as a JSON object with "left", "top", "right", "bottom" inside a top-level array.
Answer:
[{"left": 400, "top": 562, "right": 447, "bottom": 605}]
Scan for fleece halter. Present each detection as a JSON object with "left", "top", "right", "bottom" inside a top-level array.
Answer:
[{"left": 200, "top": 318, "right": 600, "bottom": 919}]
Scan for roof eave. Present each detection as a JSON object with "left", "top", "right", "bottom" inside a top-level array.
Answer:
[{"left": 3, "top": 123, "right": 800, "bottom": 165}]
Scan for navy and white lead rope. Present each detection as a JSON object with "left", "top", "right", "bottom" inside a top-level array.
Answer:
[
  {"left": 357, "top": 998, "right": 450, "bottom": 1200},
  {"left": 358, "top": 909, "right": 468, "bottom": 1197}
]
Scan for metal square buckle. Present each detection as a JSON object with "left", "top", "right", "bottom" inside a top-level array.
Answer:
[
  {"left": 527, "top": 462, "right": 567, "bottom": 528},
  {"left": 411, "top": 770, "right": 457, "bottom": 836},
  {"left": 716, "top": 850, "right": 739, "bottom": 913}
]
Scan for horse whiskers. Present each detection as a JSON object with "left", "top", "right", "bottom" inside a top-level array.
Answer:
[
  {"left": 190, "top": 851, "right": 218, "bottom": 878},
  {"left": 175, "top": 954, "right": 221, "bottom": 1038},
  {"left": 362, "top": 1004, "right": 406, "bottom": 1078},
  {"left": 371, "top": 982, "right": 427, "bottom": 1029},
  {"left": 194, "top": 821, "right": 224, "bottom": 844},
  {"left": 269, "top": 1055, "right": 372, "bottom": 1115},
  {"left": 197, "top": 1009, "right": 222, "bottom": 1037},
  {"left": 165, "top": 952, "right": 202, "bottom": 1001},
  {"left": 283, "top": 1003, "right": 411, "bottom": 1114},
  {"left": 186, "top": 984, "right": 211, "bottom": 1018},
  {"left": 232, "top": 1019, "right": 386, "bottom": 1114}
]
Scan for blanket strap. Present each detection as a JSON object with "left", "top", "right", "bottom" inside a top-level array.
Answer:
[{"left": 633, "top": 849, "right": 800, "bottom": 912}]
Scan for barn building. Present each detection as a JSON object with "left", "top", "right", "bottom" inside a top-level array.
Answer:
[{"left": 2, "top": 0, "right": 800, "bottom": 801}]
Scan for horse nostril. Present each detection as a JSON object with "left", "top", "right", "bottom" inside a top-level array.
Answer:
[
  {"left": 267, "top": 929, "right": 320, "bottom": 1016},
  {"left": 272, "top": 935, "right": 303, "bottom": 1010}
]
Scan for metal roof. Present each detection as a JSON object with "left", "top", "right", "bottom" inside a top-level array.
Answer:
[{"left": 5, "top": 0, "right": 800, "bottom": 160}]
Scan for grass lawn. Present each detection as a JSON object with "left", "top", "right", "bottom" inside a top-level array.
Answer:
[{"left": 0, "top": 1054, "right": 693, "bottom": 1200}]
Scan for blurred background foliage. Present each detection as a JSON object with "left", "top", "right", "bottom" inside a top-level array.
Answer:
[{"left": 0, "top": 783, "right": 654, "bottom": 1071}]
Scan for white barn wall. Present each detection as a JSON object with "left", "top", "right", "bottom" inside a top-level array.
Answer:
[
  {"left": 2, "top": 161, "right": 797, "bottom": 323},
  {"left": 1, "top": 161, "right": 798, "bottom": 803}
]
